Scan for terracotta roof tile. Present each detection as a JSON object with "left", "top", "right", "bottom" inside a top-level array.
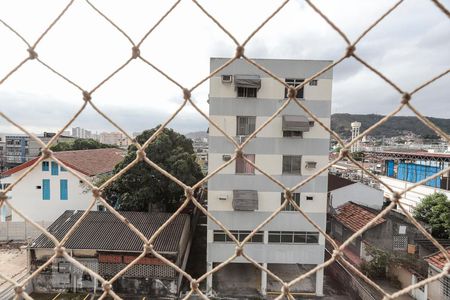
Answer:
[
  {"left": 425, "top": 247, "right": 450, "bottom": 270},
  {"left": 334, "top": 202, "right": 385, "bottom": 233},
  {"left": 2, "top": 148, "right": 125, "bottom": 177}
]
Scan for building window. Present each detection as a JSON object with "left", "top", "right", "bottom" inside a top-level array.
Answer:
[
  {"left": 393, "top": 235, "right": 408, "bottom": 251},
  {"left": 283, "top": 131, "right": 303, "bottom": 138},
  {"left": 236, "top": 116, "right": 256, "bottom": 136},
  {"left": 213, "top": 230, "right": 263, "bottom": 243},
  {"left": 334, "top": 223, "right": 343, "bottom": 236},
  {"left": 306, "top": 196, "right": 313, "bottom": 201},
  {"left": 51, "top": 162, "right": 59, "bottom": 176},
  {"left": 280, "top": 192, "right": 300, "bottom": 211},
  {"left": 282, "top": 155, "right": 302, "bottom": 174},
  {"left": 60, "top": 166, "right": 67, "bottom": 172},
  {"left": 237, "top": 87, "right": 257, "bottom": 98},
  {"left": 443, "top": 276, "right": 450, "bottom": 298},
  {"left": 284, "top": 78, "right": 304, "bottom": 99},
  {"left": 268, "top": 231, "right": 319, "bottom": 244},
  {"left": 42, "top": 179, "right": 50, "bottom": 200},
  {"left": 236, "top": 154, "right": 255, "bottom": 174},
  {"left": 309, "top": 80, "right": 318, "bottom": 86},
  {"left": 42, "top": 161, "right": 49, "bottom": 171},
  {"left": 60, "top": 179, "right": 68, "bottom": 200}
]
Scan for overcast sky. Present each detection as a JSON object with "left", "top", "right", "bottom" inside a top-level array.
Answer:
[{"left": 0, "top": 0, "right": 449, "bottom": 135}]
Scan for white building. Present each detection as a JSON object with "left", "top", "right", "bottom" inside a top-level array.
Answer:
[
  {"left": 99, "top": 132, "right": 130, "bottom": 148},
  {"left": 72, "top": 127, "right": 92, "bottom": 139},
  {"left": 0, "top": 148, "right": 124, "bottom": 223},
  {"left": 207, "top": 58, "right": 333, "bottom": 296}
]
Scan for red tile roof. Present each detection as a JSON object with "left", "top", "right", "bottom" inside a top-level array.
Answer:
[
  {"left": 425, "top": 247, "right": 450, "bottom": 271},
  {"left": 334, "top": 202, "right": 385, "bottom": 233},
  {"left": 2, "top": 148, "right": 125, "bottom": 177}
]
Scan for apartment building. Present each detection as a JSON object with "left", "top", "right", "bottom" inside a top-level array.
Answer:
[{"left": 207, "top": 58, "right": 332, "bottom": 296}]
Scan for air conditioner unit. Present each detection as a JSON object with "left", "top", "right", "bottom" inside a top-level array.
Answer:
[
  {"left": 222, "top": 154, "right": 231, "bottom": 161},
  {"left": 218, "top": 195, "right": 228, "bottom": 201},
  {"left": 221, "top": 75, "right": 232, "bottom": 83},
  {"left": 305, "top": 161, "right": 317, "bottom": 169}
]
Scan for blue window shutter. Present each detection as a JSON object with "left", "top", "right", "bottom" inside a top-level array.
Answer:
[
  {"left": 42, "top": 161, "right": 49, "bottom": 171},
  {"left": 42, "top": 179, "right": 50, "bottom": 200},
  {"left": 60, "top": 180, "right": 68, "bottom": 200},
  {"left": 51, "top": 162, "right": 59, "bottom": 175}
]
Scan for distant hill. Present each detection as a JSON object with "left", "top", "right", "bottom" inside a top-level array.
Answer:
[
  {"left": 331, "top": 114, "right": 450, "bottom": 138},
  {"left": 185, "top": 131, "right": 208, "bottom": 140}
]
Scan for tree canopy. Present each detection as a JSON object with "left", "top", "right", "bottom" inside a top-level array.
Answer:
[
  {"left": 51, "top": 138, "right": 116, "bottom": 152},
  {"left": 413, "top": 193, "right": 450, "bottom": 239},
  {"left": 103, "top": 127, "right": 204, "bottom": 212}
]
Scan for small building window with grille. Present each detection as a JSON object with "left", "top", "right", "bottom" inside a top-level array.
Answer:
[
  {"left": 236, "top": 154, "right": 255, "bottom": 174},
  {"left": 268, "top": 231, "right": 319, "bottom": 244},
  {"left": 393, "top": 235, "right": 408, "bottom": 251},
  {"left": 237, "top": 87, "right": 257, "bottom": 98},
  {"left": 442, "top": 276, "right": 450, "bottom": 298},
  {"left": 309, "top": 79, "right": 318, "bottom": 86},
  {"left": 280, "top": 192, "right": 300, "bottom": 211},
  {"left": 236, "top": 116, "right": 256, "bottom": 136},
  {"left": 284, "top": 78, "right": 304, "bottom": 99},
  {"left": 232, "top": 190, "right": 258, "bottom": 211},
  {"left": 282, "top": 155, "right": 302, "bottom": 175}
]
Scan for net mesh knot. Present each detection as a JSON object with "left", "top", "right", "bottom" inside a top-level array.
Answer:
[
  {"left": 235, "top": 46, "right": 245, "bottom": 58},
  {"left": 287, "top": 86, "right": 297, "bottom": 99},
  {"left": 345, "top": 45, "right": 356, "bottom": 57},
  {"left": 131, "top": 46, "right": 140, "bottom": 59},
  {"left": 27, "top": 48, "right": 38, "bottom": 59},
  {"left": 82, "top": 91, "right": 91, "bottom": 102},
  {"left": 14, "top": 285, "right": 24, "bottom": 295},
  {"left": 401, "top": 92, "right": 411, "bottom": 104}
]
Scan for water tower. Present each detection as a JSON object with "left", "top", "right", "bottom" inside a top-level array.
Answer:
[{"left": 351, "top": 121, "right": 361, "bottom": 153}]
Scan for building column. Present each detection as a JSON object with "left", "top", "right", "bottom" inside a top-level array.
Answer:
[
  {"left": 206, "top": 261, "right": 213, "bottom": 295},
  {"left": 315, "top": 267, "right": 324, "bottom": 296},
  {"left": 261, "top": 263, "right": 267, "bottom": 296}
]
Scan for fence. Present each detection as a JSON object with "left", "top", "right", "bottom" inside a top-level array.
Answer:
[
  {"left": 0, "top": 0, "right": 449, "bottom": 299},
  {"left": 0, "top": 221, "right": 52, "bottom": 242}
]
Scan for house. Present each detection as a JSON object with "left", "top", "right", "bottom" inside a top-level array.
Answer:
[
  {"left": 424, "top": 248, "right": 450, "bottom": 300},
  {"left": 207, "top": 58, "right": 333, "bottom": 296},
  {"left": 29, "top": 210, "right": 191, "bottom": 297},
  {"left": 0, "top": 148, "right": 124, "bottom": 224},
  {"left": 328, "top": 173, "right": 384, "bottom": 210}
]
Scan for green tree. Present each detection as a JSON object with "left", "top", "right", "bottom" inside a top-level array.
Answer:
[
  {"left": 413, "top": 193, "right": 450, "bottom": 239},
  {"left": 103, "top": 126, "right": 204, "bottom": 212},
  {"left": 51, "top": 138, "right": 116, "bottom": 151}
]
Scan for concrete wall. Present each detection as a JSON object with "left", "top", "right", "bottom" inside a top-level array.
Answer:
[
  {"left": 427, "top": 266, "right": 448, "bottom": 300},
  {"left": 379, "top": 175, "right": 450, "bottom": 213},
  {"left": 0, "top": 221, "right": 52, "bottom": 241},
  {"left": 1, "top": 159, "right": 98, "bottom": 223},
  {"left": 330, "top": 182, "right": 383, "bottom": 210}
]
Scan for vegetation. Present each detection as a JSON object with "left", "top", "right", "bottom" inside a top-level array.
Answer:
[
  {"left": 51, "top": 138, "right": 116, "bottom": 151},
  {"left": 103, "top": 126, "right": 204, "bottom": 212},
  {"left": 331, "top": 113, "right": 450, "bottom": 138},
  {"left": 413, "top": 193, "right": 450, "bottom": 239}
]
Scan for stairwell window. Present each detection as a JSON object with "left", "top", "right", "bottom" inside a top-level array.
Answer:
[
  {"left": 282, "top": 155, "right": 302, "bottom": 175},
  {"left": 268, "top": 231, "right": 319, "bottom": 244},
  {"left": 285, "top": 78, "right": 304, "bottom": 99}
]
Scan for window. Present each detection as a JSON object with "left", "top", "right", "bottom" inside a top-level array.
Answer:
[
  {"left": 306, "top": 196, "right": 314, "bottom": 201},
  {"left": 51, "top": 162, "right": 59, "bottom": 175},
  {"left": 60, "top": 179, "right": 68, "bottom": 200},
  {"left": 42, "top": 161, "right": 49, "bottom": 171},
  {"left": 280, "top": 192, "right": 300, "bottom": 211},
  {"left": 268, "top": 231, "right": 319, "bottom": 244},
  {"left": 309, "top": 80, "right": 318, "bottom": 86},
  {"left": 334, "top": 223, "right": 343, "bottom": 236},
  {"left": 237, "top": 87, "right": 257, "bottom": 98},
  {"left": 213, "top": 230, "right": 263, "bottom": 243},
  {"left": 284, "top": 78, "right": 304, "bottom": 99},
  {"left": 42, "top": 179, "right": 50, "bottom": 200},
  {"left": 283, "top": 131, "right": 303, "bottom": 138},
  {"left": 60, "top": 166, "right": 67, "bottom": 172},
  {"left": 236, "top": 116, "right": 256, "bottom": 136},
  {"left": 393, "top": 235, "right": 408, "bottom": 251},
  {"left": 443, "top": 276, "right": 450, "bottom": 298},
  {"left": 236, "top": 154, "right": 255, "bottom": 174},
  {"left": 282, "top": 155, "right": 302, "bottom": 174}
]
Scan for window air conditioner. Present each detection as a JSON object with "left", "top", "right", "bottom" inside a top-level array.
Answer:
[
  {"left": 222, "top": 154, "right": 231, "bottom": 161},
  {"left": 221, "top": 75, "right": 232, "bottom": 83},
  {"left": 218, "top": 195, "right": 228, "bottom": 201},
  {"left": 305, "top": 161, "right": 317, "bottom": 169}
]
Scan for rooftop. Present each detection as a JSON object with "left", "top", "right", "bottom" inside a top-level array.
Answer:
[
  {"left": 424, "top": 247, "right": 450, "bottom": 270},
  {"left": 334, "top": 202, "right": 385, "bottom": 233},
  {"left": 2, "top": 148, "right": 125, "bottom": 177},
  {"left": 328, "top": 174, "right": 355, "bottom": 192},
  {"left": 30, "top": 210, "right": 190, "bottom": 254}
]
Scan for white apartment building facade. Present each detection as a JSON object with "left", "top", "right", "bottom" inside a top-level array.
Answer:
[{"left": 207, "top": 58, "right": 333, "bottom": 296}]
